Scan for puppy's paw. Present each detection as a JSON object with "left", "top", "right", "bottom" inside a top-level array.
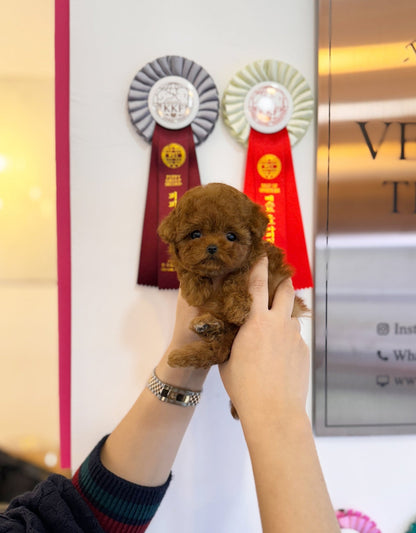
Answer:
[
  {"left": 168, "top": 349, "right": 190, "bottom": 368},
  {"left": 167, "top": 341, "right": 219, "bottom": 369},
  {"left": 193, "top": 323, "right": 212, "bottom": 334},
  {"left": 191, "top": 314, "right": 224, "bottom": 337}
]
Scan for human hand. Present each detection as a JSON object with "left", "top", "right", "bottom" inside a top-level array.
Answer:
[
  {"left": 219, "top": 256, "right": 310, "bottom": 426},
  {"left": 157, "top": 289, "right": 209, "bottom": 391}
]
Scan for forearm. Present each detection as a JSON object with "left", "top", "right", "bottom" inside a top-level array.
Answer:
[
  {"left": 241, "top": 412, "right": 340, "bottom": 533},
  {"left": 100, "top": 353, "right": 207, "bottom": 487}
]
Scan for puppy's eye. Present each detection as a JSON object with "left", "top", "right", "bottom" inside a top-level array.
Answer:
[
  {"left": 190, "top": 230, "right": 202, "bottom": 239},
  {"left": 226, "top": 232, "right": 237, "bottom": 242}
]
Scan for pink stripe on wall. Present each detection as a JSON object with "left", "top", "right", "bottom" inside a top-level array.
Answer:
[{"left": 55, "top": 0, "right": 71, "bottom": 469}]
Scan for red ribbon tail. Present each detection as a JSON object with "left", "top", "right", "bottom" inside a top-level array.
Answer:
[
  {"left": 137, "top": 127, "right": 159, "bottom": 286},
  {"left": 138, "top": 125, "right": 201, "bottom": 289},
  {"left": 243, "top": 127, "right": 313, "bottom": 290},
  {"left": 284, "top": 157, "right": 313, "bottom": 290}
]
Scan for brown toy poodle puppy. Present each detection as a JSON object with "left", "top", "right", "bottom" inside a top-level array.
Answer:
[{"left": 158, "top": 182, "right": 307, "bottom": 371}]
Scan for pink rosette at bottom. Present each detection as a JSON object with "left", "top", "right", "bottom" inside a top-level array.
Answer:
[{"left": 336, "top": 509, "right": 381, "bottom": 533}]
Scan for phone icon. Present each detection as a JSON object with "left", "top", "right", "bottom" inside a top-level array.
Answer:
[{"left": 377, "top": 350, "right": 389, "bottom": 361}]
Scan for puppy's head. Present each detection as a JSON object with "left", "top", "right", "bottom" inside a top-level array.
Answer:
[{"left": 158, "top": 183, "right": 269, "bottom": 277}]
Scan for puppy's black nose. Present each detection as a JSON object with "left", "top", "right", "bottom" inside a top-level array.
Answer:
[{"left": 207, "top": 244, "right": 217, "bottom": 255}]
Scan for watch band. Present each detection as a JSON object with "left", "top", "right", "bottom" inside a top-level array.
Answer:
[{"left": 147, "top": 368, "right": 201, "bottom": 407}]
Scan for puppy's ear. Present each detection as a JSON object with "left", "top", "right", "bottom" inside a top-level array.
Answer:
[
  {"left": 157, "top": 209, "right": 177, "bottom": 243},
  {"left": 249, "top": 202, "right": 269, "bottom": 239}
]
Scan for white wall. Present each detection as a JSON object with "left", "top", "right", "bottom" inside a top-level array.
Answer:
[{"left": 70, "top": 1, "right": 416, "bottom": 532}]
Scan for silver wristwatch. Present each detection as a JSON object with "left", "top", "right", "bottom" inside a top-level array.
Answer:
[{"left": 147, "top": 368, "right": 201, "bottom": 407}]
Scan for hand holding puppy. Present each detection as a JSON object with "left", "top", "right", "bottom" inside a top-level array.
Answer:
[
  {"left": 219, "top": 256, "right": 310, "bottom": 425},
  {"left": 219, "top": 258, "right": 339, "bottom": 533}
]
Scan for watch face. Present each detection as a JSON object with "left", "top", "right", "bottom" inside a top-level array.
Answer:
[
  {"left": 244, "top": 81, "right": 293, "bottom": 134},
  {"left": 161, "top": 387, "right": 170, "bottom": 398},
  {"left": 148, "top": 76, "right": 200, "bottom": 130}
]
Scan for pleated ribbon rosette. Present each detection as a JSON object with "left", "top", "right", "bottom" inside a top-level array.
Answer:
[
  {"left": 128, "top": 56, "right": 219, "bottom": 289},
  {"left": 336, "top": 509, "right": 381, "bottom": 533},
  {"left": 222, "top": 59, "right": 314, "bottom": 289}
]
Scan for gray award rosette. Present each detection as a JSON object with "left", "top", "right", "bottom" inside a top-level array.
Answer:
[
  {"left": 128, "top": 56, "right": 219, "bottom": 289},
  {"left": 128, "top": 55, "right": 219, "bottom": 145}
]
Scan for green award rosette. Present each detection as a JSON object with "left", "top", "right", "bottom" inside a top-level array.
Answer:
[{"left": 222, "top": 59, "right": 314, "bottom": 289}]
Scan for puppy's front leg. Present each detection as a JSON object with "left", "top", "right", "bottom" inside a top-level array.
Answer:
[
  {"left": 179, "top": 272, "right": 213, "bottom": 306},
  {"left": 168, "top": 340, "right": 220, "bottom": 369}
]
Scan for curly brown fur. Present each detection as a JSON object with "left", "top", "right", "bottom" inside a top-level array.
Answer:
[{"left": 158, "top": 182, "right": 308, "bottom": 376}]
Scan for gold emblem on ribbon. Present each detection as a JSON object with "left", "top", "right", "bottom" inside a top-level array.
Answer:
[
  {"left": 161, "top": 143, "right": 186, "bottom": 169},
  {"left": 165, "top": 174, "right": 183, "bottom": 187},
  {"left": 257, "top": 154, "right": 282, "bottom": 179},
  {"left": 259, "top": 182, "right": 281, "bottom": 194},
  {"left": 161, "top": 259, "right": 176, "bottom": 272}
]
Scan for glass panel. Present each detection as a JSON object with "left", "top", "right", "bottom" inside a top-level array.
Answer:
[{"left": 314, "top": 0, "right": 416, "bottom": 435}]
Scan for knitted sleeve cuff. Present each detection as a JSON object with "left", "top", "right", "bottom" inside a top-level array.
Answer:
[{"left": 72, "top": 436, "right": 172, "bottom": 533}]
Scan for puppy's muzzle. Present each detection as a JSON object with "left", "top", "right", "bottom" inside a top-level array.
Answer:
[{"left": 207, "top": 244, "right": 218, "bottom": 255}]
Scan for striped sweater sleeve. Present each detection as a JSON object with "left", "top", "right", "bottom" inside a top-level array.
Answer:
[{"left": 72, "top": 436, "right": 171, "bottom": 532}]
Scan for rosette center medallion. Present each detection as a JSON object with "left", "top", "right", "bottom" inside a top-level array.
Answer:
[
  {"left": 148, "top": 76, "right": 199, "bottom": 130},
  {"left": 244, "top": 81, "right": 293, "bottom": 134}
]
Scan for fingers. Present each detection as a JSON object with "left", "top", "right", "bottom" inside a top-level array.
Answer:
[
  {"left": 271, "top": 278, "right": 296, "bottom": 319},
  {"left": 291, "top": 316, "right": 301, "bottom": 333},
  {"left": 247, "top": 256, "right": 269, "bottom": 314}
]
